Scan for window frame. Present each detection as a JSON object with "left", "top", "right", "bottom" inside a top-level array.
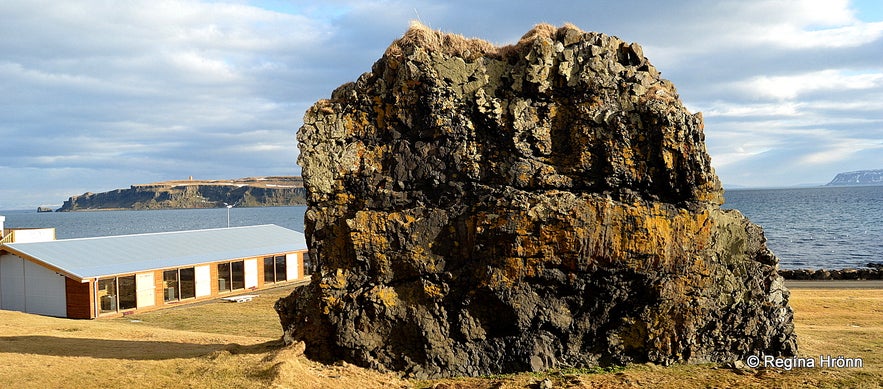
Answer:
[
  {"left": 262, "top": 254, "right": 288, "bottom": 284},
  {"left": 96, "top": 274, "right": 137, "bottom": 315},
  {"left": 218, "top": 260, "right": 246, "bottom": 292}
]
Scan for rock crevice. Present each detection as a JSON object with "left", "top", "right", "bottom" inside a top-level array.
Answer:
[{"left": 277, "top": 22, "right": 797, "bottom": 379}]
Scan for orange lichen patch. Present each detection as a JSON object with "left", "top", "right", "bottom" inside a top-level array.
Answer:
[
  {"left": 355, "top": 144, "right": 388, "bottom": 173},
  {"left": 342, "top": 110, "right": 374, "bottom": 139},
  {"left": 422, "top": 281, "right": 444, "bottom": 299},
  {"left": 371, "top": 285, "right": 399, "bottom": 307},
  {"left": 322, "top": 295, "right": 341, "bottom": 315},
  {"left": 371, "top": 96, "right": 390, "bottom": 128},
  {"left": 349, "top": 211, "right": 392, "bottom": 250},
  {"left": 387, "top": 211, "right": 417, "bottom": 226},
  {"left": 331, "top": 268, "right": 348, "bottom": 288},
  {"left": 500, "top": 257, "right": 539, "bottom": 285},
  {"left": 409, "top": 246, "right": 439, "bottom": 273},
  {"left": 582, "top": 199, "right": 715, "bottom": 272}
]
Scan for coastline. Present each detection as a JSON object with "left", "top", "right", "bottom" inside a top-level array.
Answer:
[{"left": 778, "top": 264, "right": 882, "bottom": 281}]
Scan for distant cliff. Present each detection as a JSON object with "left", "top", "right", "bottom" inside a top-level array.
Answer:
[
  {"left": 57, "top": 176, "right": 306, "bottom": 211},
  {"left": 826, "top": 169, "right": 883, "bottom": 186}
]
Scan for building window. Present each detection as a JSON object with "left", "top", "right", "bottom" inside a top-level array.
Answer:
[
  {"left": 218, "top": 262, "right": 231, "bottom": 293},
  {"left": 263, "top": 255, "right": 287, "bottom": 283},
  {"left": 218, "top": 260, "right": 246, "bottom": 291},
  {"left": 275, "top": 255, "right": 287, "bottom": 282},
  {"left": 97, "top": 278, "right": 117, "bottom": 314},
  {"left": 118, "top": 275, "right": 137, "bottom": 310},
  {"left": 163, "top": 268, "right": 196, "bottom": 302},
  {"left": 97, "top": 275, "right": 138, "bottom": 314},
  {"left": 163, "top": 270, "right": 178, "bottom": 302},
  {"left": 231, "top": 261, "right": 245, "bottom": 290},
  {"left": 263, "top": 256, "right": 275, "bottom": 283},
  {"left": 179, "top": 268, "right": 195, "bottom": 299},
  {"left": 303, "top": 252, "right": 312, "bottom": 275}
]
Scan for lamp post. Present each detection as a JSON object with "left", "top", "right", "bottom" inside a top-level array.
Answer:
[{"left": 224, "top": 203, "right": 234, "bottom": 228}]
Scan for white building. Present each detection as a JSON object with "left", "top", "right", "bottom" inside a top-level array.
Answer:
[{"left": 0, "top": 224, "right": 308, "bottom": 319}]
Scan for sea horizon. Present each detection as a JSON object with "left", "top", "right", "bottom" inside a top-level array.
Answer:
[{"left": 4, "top": 186, "right": 881, "bottom": 271}]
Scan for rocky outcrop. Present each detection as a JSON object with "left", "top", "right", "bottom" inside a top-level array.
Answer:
[
  {"left": 827, "top": 169, "right": 883, "bottom": 186},
  {"left": 277, "top": 23, "right": 797, "bottom": 379},
  {"left": 57, "top": 176, "right": 305, "bottom": 211}
]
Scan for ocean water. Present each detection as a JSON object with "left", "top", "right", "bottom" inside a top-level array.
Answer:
[
  {"left": 724, "top": 186, "right": 883, "bottom": 269},
  {"left": 1, "top": 206, "right": 307, "bottom": 238},
  {"left": 3, "top": 186, "right": 881, "bottom": 269}
]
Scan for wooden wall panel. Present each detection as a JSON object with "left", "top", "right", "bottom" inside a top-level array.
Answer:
[{"left": 65, "top": 278, "right": 93, "bottom": 319}]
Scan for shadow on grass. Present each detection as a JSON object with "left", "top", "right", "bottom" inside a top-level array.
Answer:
[{"left": 0, "top": 336, "right": 282, "bottom": 360}]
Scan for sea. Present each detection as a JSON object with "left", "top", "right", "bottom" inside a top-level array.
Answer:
[
  {"left": 1, "top": 206, "right": 307, "bottom": 238},
  {"left": 2, "top": 185, "right": 881, "bottom": 270},
  {"left": 724, "top": 185, "right": 883, "bottom": 270}
]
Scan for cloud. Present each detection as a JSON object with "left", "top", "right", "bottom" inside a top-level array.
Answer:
[
  {"left": 0, "top": 0, "right": 333, "bottom": 208},
  {"left": 0, "top": 0, "right": 881, "bottom": 208},
  {"left": 739, "top": 69, "right": 883, "bottom": 100}
]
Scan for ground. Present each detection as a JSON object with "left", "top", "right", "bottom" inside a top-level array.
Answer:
[{"left": 0, "top": 282, "right": 880, "bottom": 388}]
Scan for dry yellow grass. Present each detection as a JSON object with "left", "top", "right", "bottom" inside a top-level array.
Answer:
[{"left": 0, "top": 284, "right": 880, "bottom": 388}]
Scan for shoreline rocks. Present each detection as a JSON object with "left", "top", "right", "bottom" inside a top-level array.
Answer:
[{"left": 780, "top": 263, "right": 883, "bottom": 280}]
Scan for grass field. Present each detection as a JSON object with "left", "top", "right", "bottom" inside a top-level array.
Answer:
[{"left": 0, "top": 284, "right": 880, "bottom": 388}]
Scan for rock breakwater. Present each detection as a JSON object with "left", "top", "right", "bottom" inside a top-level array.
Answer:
[{"left": 780, "top": 263, "right": 883, "bottom": 280}]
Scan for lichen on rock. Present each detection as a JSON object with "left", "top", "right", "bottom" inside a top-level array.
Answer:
[{"left": 276, "top": 22, "right": 797, "bottom": 379}]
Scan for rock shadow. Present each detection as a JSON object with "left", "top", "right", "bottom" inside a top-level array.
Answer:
[{"left": 0, "top": 336, "right": 280, "bottom": 360}]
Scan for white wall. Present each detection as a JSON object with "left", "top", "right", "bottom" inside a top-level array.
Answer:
[
  {"left": 286, "top": 253, "right": 299, "bottom": 280},
  {"left": 135, "top": 272, "right": 155, "bottom": 308},
  {"left": 195, "top": 265, "right": 211, "bottom": 297},
  {"left": 0, "top": 254, "right": 25, "bottom": 311},
  {"left": 23, "top": 260, "right": 66, "bottom": 317},
  {"left": 0, "top": 254, "right": 66, "bottom": 317},
  {"left": 11, "top": 228, "right": 55, "bottom": 243},
  {"left": 244, "top": 258, "right": 258, "bottom": 289}
]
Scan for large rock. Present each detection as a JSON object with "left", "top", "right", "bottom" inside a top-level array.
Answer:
[{"left": 276, "top": 23, "right": 797, "bottom": 379}]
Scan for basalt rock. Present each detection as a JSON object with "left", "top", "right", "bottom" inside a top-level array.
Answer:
[{"left": 276, "top": 22, "right": 797, "bottom": 379}]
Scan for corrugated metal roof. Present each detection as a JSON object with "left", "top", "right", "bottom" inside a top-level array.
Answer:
[{"left": 2, "top": 224, "right": 306, "bottom": 280}]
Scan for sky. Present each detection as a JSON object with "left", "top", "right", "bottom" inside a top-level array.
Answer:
[{"left": 1, "top": 0, "right": 881, "bottom": 209}]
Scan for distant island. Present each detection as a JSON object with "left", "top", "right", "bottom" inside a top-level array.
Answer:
[
  {"left": 56, "top": 176, "right": 306, "bottom": 212},
  {"left": 826, "top": 169, "right": 883, "bottom": 186}
]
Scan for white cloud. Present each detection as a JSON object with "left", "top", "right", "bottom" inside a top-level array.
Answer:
[
  {"left": 167, "top": 51, "right": 240, "bottom": 82},
  {"left": 739, "top": 69, "right": 883, "bottom": 100},
  {"left": 698, "top": 101, "right": 804, "bottom": 118},
  {"left": 799, "top": 138, "right": 883, "bottom": 165},
  {"left": 758, "top": 21, "right": 883, "bottom": 49},
  {"left": 1, "top": 0, "right": 882, "bottom": 207}
]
